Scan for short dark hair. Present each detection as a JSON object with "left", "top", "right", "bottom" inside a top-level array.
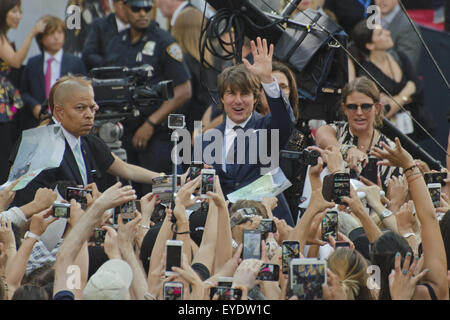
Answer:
[
  {"left": 35, "top": 15, "right": 66, "bottom": 52},
  {"left": 0, "top": 0, "right": 21, "bottom": 41},
  {"left": 349, "top": 19, "right": 374, "bottom": 63},
  {"left": 217, "top": 64, "right": 261, "bottom": 111},
  {"left": 11, "top": 284, "right": 49, "bottom": 300}
]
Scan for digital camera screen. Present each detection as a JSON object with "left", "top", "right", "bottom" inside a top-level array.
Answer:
[
  {"left": 164, "top": 284, "right": 183, "bottom": 300},
  {"left": 201, "top": 173, "right": 214, "bottom": 195},
  {"left": 321, "top": 211, "right": 338, "bottom": 241},
  {"left": 282, "top": 242, "right": 300, "bottom": 274},
  {"left": 243, "top": 231, "right": 261, "bottom": 260}
]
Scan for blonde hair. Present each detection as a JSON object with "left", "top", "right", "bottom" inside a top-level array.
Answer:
[
  {"left": 327, "top": 248, "right": 372, "bottom": 300},
  {"left": 171, "top": 6, "right": 213, "bottom": 67}
]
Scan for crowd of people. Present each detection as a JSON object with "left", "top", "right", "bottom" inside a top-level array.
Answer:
[{"left": 0, "top": 0, "right": 449, "bottom": 301}]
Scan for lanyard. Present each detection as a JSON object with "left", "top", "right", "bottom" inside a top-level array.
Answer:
[{"left": 358, "top": 0, "right": 372, "bottom": 18}]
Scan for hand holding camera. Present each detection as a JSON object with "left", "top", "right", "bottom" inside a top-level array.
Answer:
[
  {"left": 30, "top": 207, "right": 58, "bottom": 237},
  {"left": 117, "top": 210, "right": 142, "bottom": 248},
  {"left": 103, "top": 226, "right": 121, "bottom": 259},
  {"left": 175, "top": 175, "right": 201, "bottom": 208},
  {"left": 95, "top": 182, "right": 137, "bottom": 212}
]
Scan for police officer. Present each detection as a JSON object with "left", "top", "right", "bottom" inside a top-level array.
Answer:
[{"left": 104, "top": 0, "right": 192, "bottom": 195}]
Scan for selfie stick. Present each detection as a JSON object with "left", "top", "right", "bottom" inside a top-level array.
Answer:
[{"left": 171, "top": 129, "right": 179, "bottom": 206}]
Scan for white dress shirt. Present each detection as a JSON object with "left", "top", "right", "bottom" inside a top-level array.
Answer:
[
  {"left": 43, "top": 49, "right": 63, "bottom": 89},
  {"left": 115, "top": 16, "right": 129, "bottom": 32}
]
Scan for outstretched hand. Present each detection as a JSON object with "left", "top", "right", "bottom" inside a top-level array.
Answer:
[
  {"left": 242, "top": 37, "right": 274, "bottom": 83},
  {"left": 370, "top": 138, "right": 415, "bottom": 170}
]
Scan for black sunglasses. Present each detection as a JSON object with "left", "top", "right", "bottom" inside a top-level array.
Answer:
[
  {"left": 345, "top": 103, "right": 374, "bottom": 112},
  {"left": 130, "top": 6, "right": 152, "bottom": 13}
]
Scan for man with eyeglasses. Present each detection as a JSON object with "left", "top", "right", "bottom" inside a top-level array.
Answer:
[{"left": 104, "top": 0, "right": 192, "bottom": 196}]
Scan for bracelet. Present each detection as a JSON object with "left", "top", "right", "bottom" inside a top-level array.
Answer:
[
  {"left": 144, "top": 292, "right": 157, "bottom": 300},
  {"left": 405, "top": 171, "right": 421, "bottom": 180},
  {"left": 140, "top": 225, "right": 151, "bottom": 229},
  {"left": 174, "top": 230, "right": 190, "bottom": 235},
  {"left": 404, "top": 165, "right": 418, "bottom": 174},
  {"left": 146, "top": 118, "right": 158, "bottom": 128},
  {"left": 6, "top": 246, "right": 16, "bottom": 250},
  {"left": 403, "top": 232, "right": 415, "bottom": 239},
  {"left": 407, "top": 174, "right": 423, "bottom": 184}
]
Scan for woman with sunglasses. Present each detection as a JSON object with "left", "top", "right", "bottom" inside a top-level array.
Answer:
[{"left": 315, "top": 76, "right": 401, "bottom": 189}]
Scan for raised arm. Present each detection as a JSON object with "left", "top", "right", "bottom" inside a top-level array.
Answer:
[{"left": 372, "top": 138, "right": 449, "bottom": 300}]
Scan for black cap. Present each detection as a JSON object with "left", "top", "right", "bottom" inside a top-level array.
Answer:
[{"left": 124, "top": 0, "right": 153, "bottom": 7}]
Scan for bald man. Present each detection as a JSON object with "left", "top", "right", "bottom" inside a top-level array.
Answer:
[{"left": 10, "top": 76, "right": 165, "bottom": 207}]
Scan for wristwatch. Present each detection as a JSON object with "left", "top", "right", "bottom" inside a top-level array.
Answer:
[
  {"left": 403, "top": 232, "right": 415, "bottom": 239},
  {"left": 24, "top": 231, "right": 40, "bottom": 241},
  {"left": 379, "top": 209, "right": 393, "bottom": 220}
]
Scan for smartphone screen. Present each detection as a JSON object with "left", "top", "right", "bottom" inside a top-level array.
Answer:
[
  {"left": 210, "top": 287, "right": 242, "bottom": 300},
  {"left": 427, "top": 183, "right": 441, "bottom": 208},
  {"left": 151, "top": 203, "right": 167, "bottom": 223},
  {"left": 189, "top": 162, "right": 203, "bottom": 181},
  {"left": 66, "top": 187, "right": 90, "bottom": 204},
  {"left": 333, "top": 173, "right": 350, "bottom": 204},
  {"left": 424, "top": 172, "right": 446, "bottom": 186},
  {"left": 242, "top": 230, "right": 262, "bottom": 260},
  {"left": 290, "top": 259, "right": 327, "bottom": 300},
  {"left": 117, "top": 200, "right": 136, "bottom": 220},
  {"left": 53, "top": 204, "right": 70, "bottom": 218},
  {"left": 282, "top": 241, "right": 300, "bottom": 274},
  {"left": 258, "top": 219, "right": 276, "bottom": 233},
  {"left": 163, "top": 282, "right": 183, "bottom": 300},
  {"left": 201, "top": 171, "right": 215, "bottom": 196},
  {"left": 321, "top": 211, "right": 338, "bottom": 241},
  {"left": 165, "top": 241, "right": 182, "bottom": 274},
  {"left": 256, "top": 263, "right": 280, "bottom": 281}
]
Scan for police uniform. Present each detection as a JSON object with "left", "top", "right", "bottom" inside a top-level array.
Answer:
[{"left": 104, "top": 20, "right": 191, "bottom": 194}]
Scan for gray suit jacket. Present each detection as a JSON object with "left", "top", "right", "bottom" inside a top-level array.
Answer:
[{"left": 387, "top": 10, "right": 422, "bottom": 72}]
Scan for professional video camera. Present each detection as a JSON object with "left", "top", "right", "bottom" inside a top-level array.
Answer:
[
  {"left": 88, "top": 65, "right": 174, "bottom": 162},
  {"left": 89, "top": 64, "right": 174, "bottom": 112}
]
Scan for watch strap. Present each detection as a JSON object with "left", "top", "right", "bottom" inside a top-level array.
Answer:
[{"left": 24, "top": 231, "right": 40, "bottom": 241}]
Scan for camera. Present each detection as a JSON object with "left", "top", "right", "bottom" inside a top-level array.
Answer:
[
  {"left": 168, "top": 114, "right": 185, "bottom": 130},
  {"left": 52, "top": 203, "right": 71, "bottom": 218},
  {"left": 90, "top": 228, "right": 106, "bottom": 246},
  {"left": 280, "top": 149, "right": 320, "bottom": 166},
  {"left": 258, "top": 219, "right": 277, "bottom": 234},
  {"left": 66, "top": 187, "right": 92, "bottom": 209},
  {"left": 242, "top": 230, "right": 262, "bottom": 260},
  {"left": 151, "top": 175, "right": 181, "bottom": 204},
  {"left": 89, "top": 65, "right": 174, "bottom": 110}
]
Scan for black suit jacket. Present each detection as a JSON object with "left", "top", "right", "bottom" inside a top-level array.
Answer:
[
  {"left": 10, "top": 122, "right": 114, "bottom": 207},
  {"left": 82, "top": 13, "right": 120, "bottom": 70},
  {"left": 19, "top": 52, "right": 86, "bottom": 129}
]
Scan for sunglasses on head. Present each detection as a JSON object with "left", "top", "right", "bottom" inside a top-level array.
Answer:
[
  {"left": 130, "top": 6, "right": 152, "bottom": 13},
  {"left": 345, "top": 103, "right": 374, "bottom": 112}
]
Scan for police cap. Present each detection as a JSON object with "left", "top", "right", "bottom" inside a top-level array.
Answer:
[{"left": 124, "top": 0, "right": 153, "bottom": 8}]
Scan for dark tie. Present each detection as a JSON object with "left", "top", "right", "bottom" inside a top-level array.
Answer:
[{"left": 226, "top": 126, "right": 242, "bottom": 175}]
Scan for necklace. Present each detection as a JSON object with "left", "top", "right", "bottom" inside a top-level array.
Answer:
[
  {"left": 385, "top": 54, "right": 396, "bottom": 81},
  {"left": 358, "top": 128, "right": 376, "bottom": 154}
]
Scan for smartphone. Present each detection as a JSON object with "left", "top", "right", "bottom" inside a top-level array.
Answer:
[
  {"left": 200, "top": 169, "right": 215, "bottom": 198},
  {"left": 168, "top": 114, "right": 185, "bottom": 129},
  {"left": 360, "top": 157, "right": 378, "bottom": 185},
  {"left": 209, "top": 287, "right": 242, "bottom": 300},
  {"left": 321, "top": 211, "right": 338, "bottom": 241},
  {"left": 242, "top": 230, "right": 262, "bottom": 260},
  {"left": 163, "top": 281, "right": 184, "bottom": 300},
  {"left": 236, "top": 207, "right": 258, "bottom": 217},
  {"left": 150, "top": 203, "right": 167, "bottom": 224},
  {"left": 290, "top": 258, "right": 327, "bottom": 300},
  {"left": 52, "top": 203, "right": 71, "bottom": 218},
  {"left": 89, "top": 228, "right": 106, "bottom": 246},
  {"left": 333, "top": 173, "right": 350, "bottom": 204},
  {"left": 282, "top": 240, "right": 300, "bottom": 274},
  {"left": 427, "top": 183, "right": 441, "bottom": 208},
  {"left": 165, "top": 240, "right": 183, "bottom": 276},
  {"left": 256, "top": 263, "right": 280, "bottom": 281},
  {"left": 189, "top": 161, "right": 203, "bottom": 181},
  {"left": 200, "top": 201, "right": 209, "bottom": 215},
  {"left": 116, "top": 200, "right": 136, "bottom": 220},
  {"left": 258, "top": 219, "right": 277, "bottom": 234},
  {"left": 335, "top": 241, "right": 351, "bottom": 249},
  {"left": 217, "top": 276, "right": 234, "bottom": 288},
  {"left": 424, "top": 172, "right": 447, "bottom": 186},
  {"left": 66, "top": 187, "right": 91, "bottom": 204}
]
